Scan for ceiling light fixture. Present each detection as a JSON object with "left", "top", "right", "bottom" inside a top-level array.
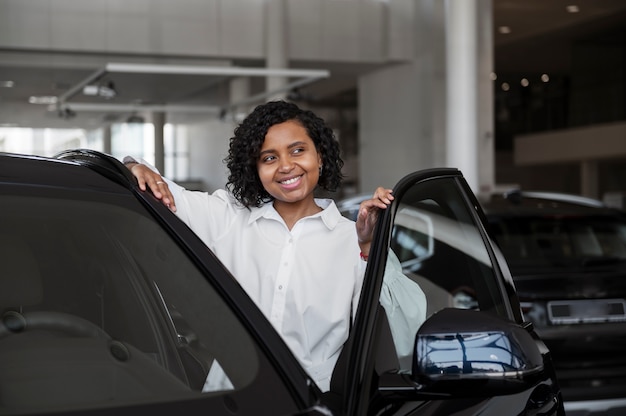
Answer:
[
  {"left": 82, "top": 81, "right": 117, "bottom": 99},
  {"left": 58, "top": 107, "right": 76, "bottom": 120},
  {"left": 29, "top": 96, "right": 58, "bottom": 105},
  {"left": 1, "top": 80, "right": 15, "bottom": 88},
  {"left": 498, "top": 26, "right": 511, "bottom": 34},
  {"left": 566, "top": 5, "right": 580, "bottom": 13},
  {"left": 56, "top": 62, "right": 330, "bottom": 117}
]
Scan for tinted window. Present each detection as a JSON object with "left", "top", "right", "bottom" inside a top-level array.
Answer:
[
  {"left": 0, "top": 189, "right": 298, "bottom": 415},
  {"left": 489, "top": 215, "right": 626, "bottom": 268}
]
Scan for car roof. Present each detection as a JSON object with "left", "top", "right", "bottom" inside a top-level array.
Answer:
[
  {"left": 482, "top": 189, "right": 625, "bottom": 217},
  {"left": 0, "top": 150, "right": 135, "bottom": 194}
]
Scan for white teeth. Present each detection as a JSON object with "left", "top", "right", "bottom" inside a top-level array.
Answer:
[{"left": 281, "top": 176, "right": 300, "bottom": 185}]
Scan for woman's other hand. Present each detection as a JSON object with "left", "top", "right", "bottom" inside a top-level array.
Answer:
[{"left": 356, "top": 187, "right": 393, "bottom": 256}]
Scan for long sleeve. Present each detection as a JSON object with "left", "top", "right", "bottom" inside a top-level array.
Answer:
[{"left": 379, "top": 249, "right": 427, "bottom": 372}]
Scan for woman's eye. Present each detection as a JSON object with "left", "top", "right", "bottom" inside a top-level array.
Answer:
[{"left": 262, "top": 155, "right": 276, "bottom": 163}]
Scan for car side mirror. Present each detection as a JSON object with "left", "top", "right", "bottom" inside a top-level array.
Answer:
[
  {"left": 413, "top": 307, "right": 544, "bottom": 394},
  {"left": 377, "top": 308, "right": 546, "bottom": 399}
]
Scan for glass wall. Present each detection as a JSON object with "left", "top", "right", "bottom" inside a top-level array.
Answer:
[{"left": 0, "top": 123, "right": 189, "bottom": 180}]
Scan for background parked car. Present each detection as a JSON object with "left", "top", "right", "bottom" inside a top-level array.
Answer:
[
  {"left": 0, "top": 151, "right": 564, "bottom": 415},
  {"left": 482, "top": 189, "right": 626, "bottom": 415}
]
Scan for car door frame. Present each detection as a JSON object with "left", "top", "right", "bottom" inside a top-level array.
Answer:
[{"left": 335, "top": 168, "right": 528, "bottom": 415}]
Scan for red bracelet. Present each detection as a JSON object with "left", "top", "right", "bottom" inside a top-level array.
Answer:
[{"left": 360, "top": 252, "right": 369, "bottom": 261}]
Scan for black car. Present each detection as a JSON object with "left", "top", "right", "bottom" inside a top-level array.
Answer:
[
  {"left": 0, "top": 150, "right": 564, "bottom": 416},
  {"left": 483, "top": 189, "right": 626, "bottom": 414}
]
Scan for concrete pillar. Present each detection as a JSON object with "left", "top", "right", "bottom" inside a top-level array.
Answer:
[
  {"left": 581, "top": 160, "right": 599, "bottom": 198},
  {"left": 230, "top": 76, "right": 252, "bottom": 120},
  {"left": 266, "top": 0, "right": 288, "bottom": 99},
  {"left": 358, "top": 0, "right": 494, "bottom": 194},
  {"left": 33, "top": 129, "right": 45, "bottom": 155},
  {"left": 477, "top": 0, "right": 495, "bottom": 198},
  {"left": 445, "top": 0, "right": 479, "bottom": 193},
  {"left": 152, "top": 111, "right": 165, "bottom": 173},
  {"left": 102, "top": 124, "right": 112, "bottom": 155}
]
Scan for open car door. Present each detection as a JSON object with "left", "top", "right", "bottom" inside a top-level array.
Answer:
[{"left": 327, "top": 168, "right": 565, "bottom": 416}]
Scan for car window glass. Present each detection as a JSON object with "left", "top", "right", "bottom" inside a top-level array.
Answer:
[
  {"left": 0, "top": 192, "right": 299, "bottom": 415},
  {"left": 380, "top": 177, "right": 507, "bottom": 372},
  {"left": 489, "top": 215, "right": 626, "bottom": 267}
]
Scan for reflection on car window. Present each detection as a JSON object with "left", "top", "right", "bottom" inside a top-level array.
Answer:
[
  {"left": 380, "top": 177, "right": 507, "bottom": 371},
  {"left": 0, "top": 192, "right": 296, "bottom": 414}
]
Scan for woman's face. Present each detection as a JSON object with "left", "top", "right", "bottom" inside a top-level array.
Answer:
[{"left": 257, "top": 120, "right": 322, "bottom": 204}]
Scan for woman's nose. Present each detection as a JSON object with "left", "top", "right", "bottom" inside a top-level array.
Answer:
[{"left": 278, "top": 158, "right": 295, "bottom": 172}]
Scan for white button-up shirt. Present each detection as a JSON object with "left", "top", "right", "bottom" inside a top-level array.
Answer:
[
  {"left": 167, "top": 182, "right": 365, "bottom": 391},
  {"left": 126, "top": 156, "right": 426, "bottom": 391}
]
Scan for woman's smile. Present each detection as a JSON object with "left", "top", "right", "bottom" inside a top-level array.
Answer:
[{"left": 278, "top": 174, "right": 303, "bottom": 188}]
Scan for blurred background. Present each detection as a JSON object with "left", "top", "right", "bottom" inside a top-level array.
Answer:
[{"left": 1, "top": 0, "right": 625, "bottom": 204}]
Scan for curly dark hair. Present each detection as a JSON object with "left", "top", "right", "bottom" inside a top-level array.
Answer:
[{"left": 224, "top": 100, "right": 344, "bottom": 208}]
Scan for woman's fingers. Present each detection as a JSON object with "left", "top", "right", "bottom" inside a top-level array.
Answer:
[
  {"left": 130, "top": 165, "right": 176, "bottom": 212},
  {"left": 356, "top": 187, "right": 393, "bottom": 243},
  {"left": 373, "top": 187, "right": 394, "bottom": 205},
  {"left": 361, "top": 188, "right": 394, "bottom": 213},
  {"left": 148, "top": 179, "right": 176, "bottom": 212}
]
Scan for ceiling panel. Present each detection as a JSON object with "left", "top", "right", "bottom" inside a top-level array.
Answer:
[{"left": 0, "top": 0, "right": 625, "bottom": 129}]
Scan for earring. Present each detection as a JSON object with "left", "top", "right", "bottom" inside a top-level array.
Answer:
[{"left": 319, "top": 165, "right": 323, "bottom": 175}]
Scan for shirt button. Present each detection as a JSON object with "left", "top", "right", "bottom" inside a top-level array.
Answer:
[{"left": 278, "top": 285, "right": 283, "bottom": 290}]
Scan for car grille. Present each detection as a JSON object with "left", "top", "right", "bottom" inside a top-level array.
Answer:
[{"left": 547, "top": 299, "right": 626, "bottom": 324}]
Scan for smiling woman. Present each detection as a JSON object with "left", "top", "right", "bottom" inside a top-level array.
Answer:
[
  {"left": 123, "top": 100, "right": 407, "bottom": 393},
  {"left": 223, "top": 100, "right": 344, "bottom": 209}
]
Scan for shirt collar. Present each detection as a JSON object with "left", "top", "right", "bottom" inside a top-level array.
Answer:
[{"left": 248, "top": 198, "right": 344, "bottom": 230}]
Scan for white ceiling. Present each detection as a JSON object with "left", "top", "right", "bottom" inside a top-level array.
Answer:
[{"left": 1, "top": 0, "right": 625, "bottom": 130}]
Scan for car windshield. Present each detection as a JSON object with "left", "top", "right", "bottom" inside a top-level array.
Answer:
[
  {"left": 0, "top": 187, "right": 298, "bottom": 414},
  {"left": 489, "top": 215, "right": 626, "bottom": 268}
]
